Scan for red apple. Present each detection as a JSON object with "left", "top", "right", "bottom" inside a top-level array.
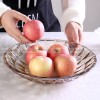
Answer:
[
  {"left": 26, "top": 44, "right": 47, "bottom": 64},
  {"left": 23, "top": 20, "right": 45, "bottom": 42},
  {"left": 29, "top": 56, "right": 54, "bottom": 77},
  {"left": 47, "top": 44, "right": 69, "bottom": 61},
  {"left": 54, "top": 54, "right": 78, "bottom": 77}
]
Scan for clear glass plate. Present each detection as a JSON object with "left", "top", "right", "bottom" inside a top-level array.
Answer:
[{"left": 3, "top": 39, "right": 97, "bottom": 84}]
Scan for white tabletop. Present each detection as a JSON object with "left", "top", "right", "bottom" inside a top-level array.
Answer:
[{"left": 0, "top": 32, "right": 100, "bottom": 100}]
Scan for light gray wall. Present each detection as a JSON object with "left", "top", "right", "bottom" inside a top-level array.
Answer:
[
  {"left": 51, "top": 0, "right": 62, "bottom": 20},
  {"left": 52, "top": 0, "right": 100, "bottom": 32},
  {"left": 84, "top": 0, "right": 100, "bottom": 31}
]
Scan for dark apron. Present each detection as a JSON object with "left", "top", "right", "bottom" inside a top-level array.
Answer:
[{"left": 0, "top": 0, "right": 61, "bottom": 32}]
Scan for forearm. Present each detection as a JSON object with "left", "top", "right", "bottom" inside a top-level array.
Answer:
[
  {"left": 61, "top": 0, "right": 86, "bottom": 31},
  {"left": 0, "top": 2, "right": 11, "bottom": 26}
]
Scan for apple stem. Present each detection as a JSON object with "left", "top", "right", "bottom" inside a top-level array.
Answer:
[{"left": 55, "top": 49, "right": 59, "bottom": 52}]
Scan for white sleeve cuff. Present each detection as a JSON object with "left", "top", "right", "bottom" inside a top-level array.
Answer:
[
  {"left": 60, "top": 7, "right": 85, "bottom": 32},
  {"left": 0, "top": 2, "right": 11, "bottom": 17}
]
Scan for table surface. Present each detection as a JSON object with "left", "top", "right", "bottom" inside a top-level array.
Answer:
[{"left": 0, "top": 32, "right": 100, "bottom": 100}]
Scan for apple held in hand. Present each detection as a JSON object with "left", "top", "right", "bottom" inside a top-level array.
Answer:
[
  {"left": 47, "top": 44, "right": 69, "bottom": 61},
  {"left": 29, "top": 56, "right": 54, "bottom": 77},
  {"left": 26, "top": 44, "right": 47, "bottom": 64},
  {"left": 54, "top": 54, "right": 78, "bottom": 77},
  {"left": 23, "top": 20, "right": 45, "bottom": 42}
]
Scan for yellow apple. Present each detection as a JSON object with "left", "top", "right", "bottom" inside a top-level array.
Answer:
[{"left": 29, "top": 56, "right": 54, "bottom": 77}]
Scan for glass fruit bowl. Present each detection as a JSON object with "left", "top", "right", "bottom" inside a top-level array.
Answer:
[{"left": 3, "top": 39, "right": 97, "bottom": 84}]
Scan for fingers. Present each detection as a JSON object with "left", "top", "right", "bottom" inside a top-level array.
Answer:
[
  {"left": 10, "top": 27, "right": 31, "bottom": 43},
  {"left": 68, "top": 30, "right": 80, "bottom": 56},
  {"left": 71, "top": 29, "right": 83, "bottom": 45},
  {"left": 66, "top": 29, "right": 79, "bottom": 44},
  {"left": 65, "top": 22, "right": 83, "bottom": 44},
  {"left": 1, "top": 10, "right": 32, "bottom": 43},
  {"left": 7, "top": 29, "right": 31, "bottom": 44},
  {"left": 65, "top": 22, "right": 83, "bottom": 56},
  {"left": 5, "top": 20, "right": 31, "bottom": 43},
  {"left": 72, "top": 29, "right": 79, "bottom": 44}
]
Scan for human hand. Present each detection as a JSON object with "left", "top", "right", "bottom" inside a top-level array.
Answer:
[
  {"left": 1, "top": 10, "right": 32, "bottom": 43},
  {"left": 65, "top": 21, "right": 83, "bottom": 44}
]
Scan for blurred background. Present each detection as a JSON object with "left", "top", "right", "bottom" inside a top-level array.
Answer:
[{"left": 51, "top": 0, "right": 100, "bottom": 32}]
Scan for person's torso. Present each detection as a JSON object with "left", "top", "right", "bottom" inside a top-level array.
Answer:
[{"left": 1, "top": 0, "right": 61, "bottom": 32}]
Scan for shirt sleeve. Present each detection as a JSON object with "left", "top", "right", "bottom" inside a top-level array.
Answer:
[
  {"left": 60, "top": 0, "right": 86, "bottom": 32},
  {"left": 0, "top": 2, "right": 11, "bottom": 17}
]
